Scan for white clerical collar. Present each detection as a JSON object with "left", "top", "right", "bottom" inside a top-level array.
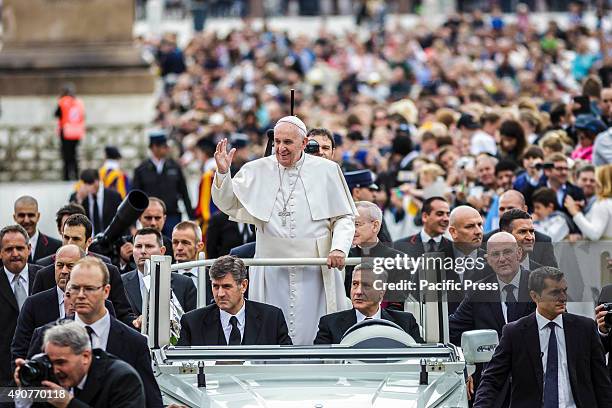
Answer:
[
  {"left": 355, "top": 305, "right": 382, "bottom": 322},
  {"left": 536, "top": 309, "right": 564, "bottom": 331},
  {"left": 219, "top": 301, "right": 246, "bottom": 329}
]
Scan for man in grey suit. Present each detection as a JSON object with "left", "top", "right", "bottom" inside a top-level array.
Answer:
[{"left": 122, "top": 228, "right": 196, "bottom": 329}]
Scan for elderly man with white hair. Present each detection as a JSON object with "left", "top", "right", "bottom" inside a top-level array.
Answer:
[{"left": 212, "top": 116, "right": 357, "bottom": 345}]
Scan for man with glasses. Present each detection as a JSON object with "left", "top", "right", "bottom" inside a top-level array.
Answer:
[
  {"left": 27, "top": 256, "right": 164, "bottom": 407},
  {"left": 521, "top": 152, "right": 585, "bottom": 218},
  {"left": 450, "top": 232, "right": 535, "bottom": 403}
]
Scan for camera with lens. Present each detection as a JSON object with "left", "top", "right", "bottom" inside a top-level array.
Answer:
[
  {"left": 304, "top": 139, "right": 320, "bottom": 155},
  {"left": 18, "top": 353, "right": 57, "bottom": 387},
  {"left": 601, "top": 303, "right": 612, "bottom": 328}
]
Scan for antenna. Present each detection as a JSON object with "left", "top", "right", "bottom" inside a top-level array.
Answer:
[{"left": 290, "top": 88, "right": 295, "bottom": 116}]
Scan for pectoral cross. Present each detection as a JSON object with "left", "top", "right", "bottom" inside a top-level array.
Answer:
[{"left": 278, "top": 207, "right": 292, "bottom": 226}]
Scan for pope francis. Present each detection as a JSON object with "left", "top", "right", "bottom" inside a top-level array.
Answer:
[{"left": 212, "top": 116, "right": 357, "bottom": 344}]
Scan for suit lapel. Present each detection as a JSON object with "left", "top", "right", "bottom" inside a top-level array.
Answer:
[
  {"left": 339, "top": 310, "right": 357, "bottom": 339},
  {"left": 125, "top": 272, "right": 142, "bottom": 315},
  {"left": 106, "top": 318, "right": 124, "bottom": 356},
  {"left": 203, "top": 306, "right": 224, "bottom": 345},
  {"left": 242, "top": 301, "right": 262, "bottom": 345},
  {"left": 27, "top": 265, "right": 37, "bottom": 294},
  {"left": 0, "top": 269, "right": 18, "bottom": 312},
  {"left": 78, "top": 353, "right": 105, "bottom": 403},
  {"left": 522, "top": 315, "right": 543, "bottom": 395}
]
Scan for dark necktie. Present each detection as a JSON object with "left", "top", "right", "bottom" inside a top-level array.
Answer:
[
  {"left": 85, "top": 325, "right": 95, "bottom": 348},
  {"left": 73, "top": 387, "right": 81, "bottom": 398},
  {"left": 543, "top": 322, "right": 559, "bottom": 408},
  {"left": 504, "top": 284, "right": 517, "bottom": 322},
  {"left": 92, "top": 195, "right": 102, "bottom": 234},
  {"left": 427, "top": 238, "right": 437, "bottom": 253},
  {"left": 228, "top": 316, "right": 241, "bottom": 345}
]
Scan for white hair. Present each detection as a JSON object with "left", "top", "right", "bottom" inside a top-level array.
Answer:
[
  {"left": 355, "top": 201, "right": 383, "bottom": 223},
  {"left": 274, "top": 116, "right": 307, "bottom": 139}
]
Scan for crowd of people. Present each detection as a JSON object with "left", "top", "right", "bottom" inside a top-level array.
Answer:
[{"left": 3, "top": 5, "right": 612, "bottom": 407}]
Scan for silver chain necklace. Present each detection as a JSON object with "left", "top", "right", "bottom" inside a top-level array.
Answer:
[{"left": 277, "top": 158, "right": 304, "bottom": 227}]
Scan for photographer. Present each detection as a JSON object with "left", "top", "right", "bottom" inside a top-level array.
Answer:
[
  {"left": 596, "top": 284, "right": 612, "bottom": 379},
  {"left": 14, "top": 321, "right": 144, "bottom": 408},
  {"left": 305, "top": 128, "right": 335, "bottom": 161}
]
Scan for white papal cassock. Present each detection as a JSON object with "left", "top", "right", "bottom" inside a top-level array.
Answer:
[{"left": 212, "top": 152, "right": 357, "bottom": 344}]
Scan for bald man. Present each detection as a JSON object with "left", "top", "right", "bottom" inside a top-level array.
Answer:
[
  {"left": 212, "top": 116, "right": 357, "bottom": 345},
  {"left": 11, "top": 244, "right": 85, "bottom": 361},
  {"left": 450, "top": 232, "right": 535, "bottom": 402},
  {"left": 482, "top": 190, "right": 557, "bottom": 268},
  {"left": 13, "top": 195, "right": 61, "bottom": 262},
  {"left": 445, "top": 206, "right": 492, "bottom": 314}
]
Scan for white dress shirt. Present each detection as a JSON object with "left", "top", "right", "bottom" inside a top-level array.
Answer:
[
  {"left": 452, "top": 247, "right": 479, "bottom": 283},
  {"left": 355, "top": 305, "right": 382, "bottom": 322},
  {"left": 150, "top": 156, "right": 165, "bottom": 174},
  {"left": 29, "top": 230, "right": 39, "bottom": 260},
  {"left": 219, "top": 301, "right": 246, "bottom": 344},
  {"left": 4, "top": 265, "right": 29, "bottom": 296},
  {"left": 75, "top": 310, "right": 111, "bottom": 350},
  {"left": 497, "top": 269, "right": 521, "bottom": 323},
  {"left": 57, "top": 286, "right": 66, "bottom": 319},
  {"left": 520, "top": 254, "right": 531, "bottom": 271},
  {"left": 178, "top": 266, "right": 199, "bottom": 288},
  {"left": 535, "top": 310, "right": 576, "bottom": 408}
]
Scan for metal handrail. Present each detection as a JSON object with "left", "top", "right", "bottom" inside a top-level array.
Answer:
[{"left": 170, "top": 257, "right": 363, "bottom": 271}]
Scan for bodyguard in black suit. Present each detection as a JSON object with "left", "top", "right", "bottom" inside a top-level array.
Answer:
[
  {"left": 178, "top": 255, "right": 292, "bottom": 346},
  {"left": 0, "top": 225, "right": 41, "bottom": 386},
  {"left": 32, "top": 262, "right": 134, "bottom": 327},
  {"left": 29, "top": 256, "right": 163, "bottom": 407},
  {"left": 450, "top": 232, "right": 536, "bottom": 401},
  {"left": 12, "top": 195, "right": 62, "bottom": 263},
  {"left": 132, "top": 132, "right": 195, "bottom": 236},
  {"left": 475, "top": 267, "right": 612, "bottom": 408},
  {"left": 69, "top": 168, "right": 123, "bottom": 235},
  {"left": 122, "top": 228, "right": 197, "bottom": 319},
  {"left": 314, "top": 263, "right": 424, "bottom": 344},
  {"left": 16, "top": 323, "right": 145, "bottom": 408}
]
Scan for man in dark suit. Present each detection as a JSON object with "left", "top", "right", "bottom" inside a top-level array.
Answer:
[
  {"left": 475, "top": 267, "right": 612, "bottom": 408},
  {"left": 207, "top": 211, "right": 255, "bottom": 259},
  {"left": 12, "top": 196, "right": 61, "bottom": 263},
  {"left": 483, "top": 190, "right": 557, "bottom": 267},
  {"left": 122, "top": 228, "right": 196, "bottom": 327},
  {"left": 595, "top": 284, "right": 612, "bottom": 379},
  {"left": 32, "top": 214, "right": 135, "bottom": 327},
  {"left": 11, "top": 244, "right": 83, "bottom": 363},
  {"left": 15, "top": 321, "right": 145, "bottom": 408},
  {"left": 25, "top": 257, "right": 162, "bottom": 407},
  {"left": 450, "top": 232, "right": 536, "bottom": 402},
  {"left": 314, "top": 264, "right": 424, "bottom": 344},
  {"left": 69, "top": 168, "right": 123, "bottom": 235},
  {"left": 348, "top": 201, "right": 409, "bottom": 307},
  {"left": 229, "top": 242, "right": 256, "bottom": 258},
  {"left": 178, "top": 255, "right": 292, "bottom": 346},
  {"left": 0, "top": 225, "right": 41, "bottom": 386},
  {"left": 132, "top": 132, "right": 195, "bottom": 237}
]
